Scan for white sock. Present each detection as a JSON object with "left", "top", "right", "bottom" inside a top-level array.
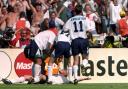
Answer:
[
  {"left": 68, "top": 67, "right": 72, "bottom": 81},
  {"left": 33, "top": 76, "right": 40, "bottom": 83},
  {"left": 11, "top": 77, "right": 25, "bottom": 83},
  {"left": 73, "top": 65, "right": 78, "bottom": 80},
  {"left": 48, "top": 66, "right": 52, "bottom": 81},
  {"left": 34, "top": 64, "right": 41, "bottom": 77},
  {"left": 82, "top": 59, "right": 88, "bottom": 67}
]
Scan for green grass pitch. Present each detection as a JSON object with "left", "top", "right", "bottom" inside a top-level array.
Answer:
[{"left": 0, "top": 84, "right": 128, "bottom": 89}]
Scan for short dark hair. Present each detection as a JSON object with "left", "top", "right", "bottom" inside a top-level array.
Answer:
[
  {"left": 35, "top": 3, "right": 42, "bottom": 7},
  {"left": 49, "top": 20, "right": 56, "bottom": 28},
  {"left": 19, "top": 11, "right": 26, "bottom": 18},
  {"left": 7, "top": 5, "right": 14, "bottom": 12},
  {"left": 75, "top": 4, "right": 83, "bottom": 15}
]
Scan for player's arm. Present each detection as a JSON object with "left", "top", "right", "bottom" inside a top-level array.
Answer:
[{"left": 44, "top": 33, "right": 56, "bottom": 56}]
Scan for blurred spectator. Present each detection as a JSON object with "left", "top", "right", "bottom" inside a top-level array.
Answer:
[
  {"left": 122, "top": 0, "right": 128, "bottom": 11},
  {"left": 40, "top": 18, "right": 49, "bottom": 32},
  {"left": 0, "top": 0, "right": 127, "bottom": 48},
  {"left": 1, "top": 0, "right": 7, "bottom": 6},
  {"left": 16, "top": 29, "right": 30, "bottom": 48},
  {"left": 6, "top": 10, "right": 31, "bottom": 48},
  {"left": 118, "top": 6, "right": 128, "bottom": 48},
  {"left": 103, "top": 32, "right": 115, "bottom": 48},
  {"left": 0, "top": 6, "right": 8, "bottom": 34},
  {"left": 66, "top": 3, "right": 75, "bottom": 19},
  {"left": 86, "top": 31, "right": 101, "bottom": 48},
  {"left": 20, "top": 0, "right": 30, "bottom": 13},
  {"left": 8, "top": 0, "right": 17, "bottom": 7},
  {"left": 0, "top": 0, "right": 4, "bottom": 9},
  {"left": 49, "top": 11, "right": 64, "bottom": 30},
  {"left": 99, "top": 0, "right": 108, "bottom": 34},
  {"left": 57, "top": 0, "right": 72, "bottom": 18},
  {"left": 57, "top": 0, "right": 78, "bottom": 22},
  {"left": 83, "top": 4, "right": 101, "bottom": 34},
  {"left": 0, "top": 5, "right": 19, "bottom": 31},
  {"left": 27, "top": 0, "right": 45, "bottom": 35},
  {"left": 10, "top": 30, "right": 30, "bottom": 48},
  {"left": 0, "top": 28, "right": 14, "bottom": 48},
  {"left": 82, "top": 0, "right": 96, "bottom": 12},
  {"left": 13, "top": 11, "right": 30, "bottom": 30},
  {"left": 108, "top": 0, "right": 121, "bottom": 35}
]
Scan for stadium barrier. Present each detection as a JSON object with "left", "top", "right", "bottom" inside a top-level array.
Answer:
[{"left": 0, "top": 48, "right": 128, "bottom": 83}]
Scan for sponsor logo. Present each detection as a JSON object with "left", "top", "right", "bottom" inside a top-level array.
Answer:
[
  {"left": 0, "top": 51, "right": 12, "bottom": 79},
  {"left": 82, "top": 56, "right": 128, "bottom": 76},
  {"left": 14, "top": 52, "right": 33, "bottom": 77}
]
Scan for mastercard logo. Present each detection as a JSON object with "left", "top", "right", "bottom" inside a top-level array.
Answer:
[{"left": 0, "top": 51, "right": 12, "bottom": 79}]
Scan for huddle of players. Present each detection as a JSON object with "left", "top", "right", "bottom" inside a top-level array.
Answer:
[
  {"left": 2, "top": 4, "right": 90, "bottom": 85},
  {"left": 47, "top": 4, "right": 90, "bottom": 84}
]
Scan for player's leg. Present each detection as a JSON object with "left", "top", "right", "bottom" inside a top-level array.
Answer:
[
  {"left": 64, "top": 42, "right": 73, "bottom": 82},
  {"left": 71, "top": 39, "right": 79, "bottom": 82},
  {"left": 48, "top": 42, "right": 65, "bottom": 83},
  {"left": 29, "top": 40, "right": 42, "bottom": 80},
  {"left": 39, "top": 74, "right": 48, "bottom": 84},
  {"left": 47, "top": 56, "right": 54, "bottom": 83},
  {"left": 77, "top": 76, "right": 91, "bottom": 82},
  {"left": 2, "top": 75, "right": 33, "bottom": 84},
  {"left": 80, "top": 38, "right": 89, "bottom": 67},
  {"left": 67, "top": 57, "right": 73, "bottom": 82}
]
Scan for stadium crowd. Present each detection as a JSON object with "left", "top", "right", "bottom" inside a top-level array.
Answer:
[{"left": 0, "top": 0, "right": 128, "bottom": 48}]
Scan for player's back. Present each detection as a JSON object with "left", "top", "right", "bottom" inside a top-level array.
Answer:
[
  {"left": 34, "top": 30, "right": 56, "bottom": 50},
  {"left": 64, "top": 15, "right": 89, "bottom": 40},
  {"left": 56, "top": 30, "right": 71, "bottom": 43}
]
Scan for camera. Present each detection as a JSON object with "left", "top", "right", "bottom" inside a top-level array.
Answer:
[{"left": 0, "top": 28, "right": 14, "bottom": 48}]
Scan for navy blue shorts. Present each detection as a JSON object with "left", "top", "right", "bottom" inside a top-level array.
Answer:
[
  {"left": 24, "top": 40, "right": 41, "bottom": 61},
  {"left": 71, "top": 38, "right": 89, "bottom": 56},
  {"left": 55, "top": 41, "right": 71, "bottom": 59}
]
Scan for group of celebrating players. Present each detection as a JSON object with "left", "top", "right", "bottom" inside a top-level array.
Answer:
[{"left": 2, "top": 4, "right": 91, "bottom": 85}]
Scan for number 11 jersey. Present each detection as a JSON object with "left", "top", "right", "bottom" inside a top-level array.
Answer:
[{"left": 63, "top": 15, "right": 90, "bottom": 40}]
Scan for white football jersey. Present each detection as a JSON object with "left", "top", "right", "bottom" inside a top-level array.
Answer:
[
  {"left": 56, "top": 30, "right": 71, "bottom": 43},
  {"left": 51, "top": 74, "right": 69, "bottom": 84},
  {"left": 34, "top": 30, "right": 56, "bottom": 50},
  {"left": 63, "top": 15, "right": 90, "bottom": 40}
]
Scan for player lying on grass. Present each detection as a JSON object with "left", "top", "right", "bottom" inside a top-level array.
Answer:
[{"left": 1, "top": 69, "right": 90, "bottom": 85}]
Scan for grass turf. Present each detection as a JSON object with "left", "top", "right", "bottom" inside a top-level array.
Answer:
[{"left": 0, "top": 84, "right": 128, "bottom": 89}]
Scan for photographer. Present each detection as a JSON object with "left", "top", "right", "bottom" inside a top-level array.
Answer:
[{"left": 0, "top": 28, "right": 14, "bottom": 48}]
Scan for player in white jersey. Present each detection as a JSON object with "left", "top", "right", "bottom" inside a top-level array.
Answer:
[
  {"left": 47, "top": 29, "right": 73, "bottom": 84},
  {"left": 24, "top": 20, "right": 58, "bottom": 83},
  {"left": 63, "top": 4, "right": 90, "bottom": 84},
  {"left": 1, "top": 69, "right": 90, "bottom": 85},
  {"left": 54, "top": 30, "right": 71, "bottom": 59}
]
